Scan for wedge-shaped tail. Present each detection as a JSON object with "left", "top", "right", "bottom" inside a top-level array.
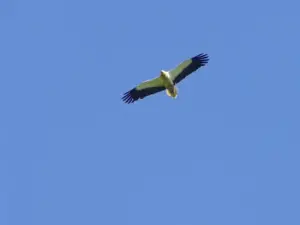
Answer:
[{"left": 166, "top": 86, "right": 178, "bottom": 98}]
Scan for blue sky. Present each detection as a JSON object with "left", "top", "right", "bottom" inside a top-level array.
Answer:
[{"left": 1, "top": 0, "right": 300, "bottom": 224}]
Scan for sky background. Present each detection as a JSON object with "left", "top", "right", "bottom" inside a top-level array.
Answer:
[{"left": 1, "top": 0, "right": 300, "bottom": 224}]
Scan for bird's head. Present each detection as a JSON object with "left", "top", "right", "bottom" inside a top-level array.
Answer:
[{"left": 160, "top": 70, "right": 167, "bottom": 77}]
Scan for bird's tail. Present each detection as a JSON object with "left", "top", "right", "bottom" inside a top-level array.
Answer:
[{"left": 166, "top": 86, "right": 178, "bottom": 98}]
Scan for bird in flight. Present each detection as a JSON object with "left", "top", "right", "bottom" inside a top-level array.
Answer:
[{"left": 122, "top": 53, "right": 209, "bottom": 104}]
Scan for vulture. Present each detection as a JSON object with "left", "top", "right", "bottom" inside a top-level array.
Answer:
[{"left": 122, "top": 53, "right": 209, "bottom": 104}]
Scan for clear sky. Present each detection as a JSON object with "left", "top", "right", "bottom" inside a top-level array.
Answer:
[{"left": 1, "top": 0, "right": 300, "bottom": 224}]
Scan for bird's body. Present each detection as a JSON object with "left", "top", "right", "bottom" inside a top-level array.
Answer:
[
  {"left": 122, "top": 53, "right": 209, "bottom": 104},
  {"left": 160, "top": 70, "right": 178, "bottom": 98}
]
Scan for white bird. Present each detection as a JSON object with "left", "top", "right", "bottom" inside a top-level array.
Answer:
[{"left": 122, "top": 53, "right": 209, "bottom": 104}]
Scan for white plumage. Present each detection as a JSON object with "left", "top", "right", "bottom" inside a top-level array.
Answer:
[{"left": 122, "top": 53, "right": 209, "bottom": 104}]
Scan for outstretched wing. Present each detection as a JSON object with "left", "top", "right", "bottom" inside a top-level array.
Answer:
[
  {"left": 122, "top": 76, "right": 165, "bottom": 104},
  {"left": 169, "top": 53, "right": 209, "bottom": 84}
]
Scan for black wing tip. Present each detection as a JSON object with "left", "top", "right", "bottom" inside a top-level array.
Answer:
[
  {"left": 194, "top": 53, "right": 209, "bottom": 66},
  {"left": 121, "top": 89, "right": 138, "bottom": 104}
]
